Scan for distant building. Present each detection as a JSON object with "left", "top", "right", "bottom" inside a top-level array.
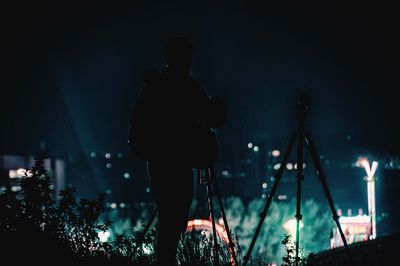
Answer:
[
  {"left": 0, "top": 154, "right": 66, "bottom": 199},
  {"left": 331, "top": 214, "right": 372, "bottom": 249}
]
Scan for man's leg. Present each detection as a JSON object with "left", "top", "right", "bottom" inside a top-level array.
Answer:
[{"left": 148, "top": 162, "right": 193, "bottom": 265}]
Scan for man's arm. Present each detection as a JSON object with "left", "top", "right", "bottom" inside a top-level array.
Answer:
[{"left": 191, "top": 81, "right": 227, "bottom": 129}]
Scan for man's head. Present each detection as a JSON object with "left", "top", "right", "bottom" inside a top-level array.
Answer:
[{"left": 164, "top": 36, "right": 194, "bottom": 72}]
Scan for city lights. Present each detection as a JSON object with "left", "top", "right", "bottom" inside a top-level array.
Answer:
[
  {"left": 356, "top": 157, "right": 378, "bottom": 239},
  {"left": 105, "top": 153, "right": 111, "bottom": 159},
  {"left": 283, "top": 218, "right": 303, "bottom": 237},
  {"left": 9, "top": 168, "right": 32, "bottom": 178},
  {"left": 277, "top": 194, "right": 287, "bottom": 200},
  {"left": 142, "top": 244, "right": 152, "bottom": 255},
  {"left": 98, "top": 231, "right": 111, "bottom": 242},
  {"left": 222, "top": 170, "right": 231, "bottom": 177},
  {"left": 273, "top": 163, "right": 281, "bottom": 170},
  {"left": 293, "top": 163, "right": 306, "bottom": 170},
  {"left": 11, "top": 186, "right": 22, "bottom": 192},
  {"left": 247, "top": 142, "right": 253, "bottom": 149},
  {"left": 271, "top": 150, "right": 280, "bottom": 157},
  {"left": 123, "top": 172, "right": 130, "bottom": 179},
  {"left": 253, "top": 146, "right": 259, "bottom": 152},
  {"left": 331, "top": 215, "right": 372, "bottom": 248}
]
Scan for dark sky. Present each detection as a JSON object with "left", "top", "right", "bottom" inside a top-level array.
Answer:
[{"left": 2, "top": 1, "right": 399, "bottom": 157}]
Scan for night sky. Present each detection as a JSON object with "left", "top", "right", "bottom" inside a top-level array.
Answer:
[{"left": 2, "top": 1, "right": 399, "bottom": 157}]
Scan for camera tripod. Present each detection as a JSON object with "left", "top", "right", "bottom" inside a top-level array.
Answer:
[
  {"left": 242, "top": 96, "right": 351, "bottom": 266},
  {"left": 139, "top": 166, "right": 239, "bottom": 266}
]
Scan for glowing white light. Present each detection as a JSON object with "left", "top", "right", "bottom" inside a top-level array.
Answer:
[
  {"left": 9, "top": 170, "right": 18, "bottom": 178},
  {"left": 361, "top": 160, "right": 378, "bottom": 179},
  {"left": 262, "top": 182, "right": 267, "bottom": 189},
  {"left": 286, "top": 163, "right": 293, "bottom": 170},
  {"left": 222, "top": 170, "right": 230, "bottom": 177},
  {"left": 123, "top": 172, "right": 130, "bottom": 179},
  {"left": 273, "top": 163, "right": 281, "bottom": 170},
  {"left": 247, "top": 143, "right": 253, "bottom": 148},
  {"left": 357, "top": 158, "right": 378, "bottom": 239},
  {"left": 98, "top": 231, "right": 110, "bottom": 242},
  {"left": 119, "top": 202, "right": 126, "bottom": 208},
  {"left": 11, "top": 186, "right": 22, "bottom": 192},
  {"left": 283, "top": 218, "right": 303, "bottom": 237},
  {"left": 193, "top": 219, "right": 203, "bottom": 226},
  {"left": 272, "top": 150, "right": 280, "bottom": 157},
  {"left": 90, "top": 152, "right": 96, "bottom": 158},
  {"left": 105, "top": 153, "right": 111, "bottom": 159},
  {"left": 253, "top": 146, "right": 259, "bottom": 152},
  {"left": 17, "top": 168, "right": 26, "bottom": 176},
  {"left": 106, "top": 163, "right": 112, "bottom": 168},
  {"left": 9, "top": 169, "right": 32, "bottom": 178},
  {"left": 110, "top": 203, "right": 117, "bottom": 209},
  {"left": 142, "top": 244, "right": 152, "bottom": 255},
  {"left": 293, "top": 163, "right": 306, "bottom": 170},
  {"left": 278, "top": 194, "right": 287, "bottom": 200}
]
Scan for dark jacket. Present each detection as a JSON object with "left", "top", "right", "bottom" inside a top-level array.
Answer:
[{"left": 129, "top": 68, "right": 227, "bottom": 167}]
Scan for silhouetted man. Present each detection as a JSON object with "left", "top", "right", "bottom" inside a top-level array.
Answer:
[{"left": 129, "top": 36, "right": 227, "bottom": 265}]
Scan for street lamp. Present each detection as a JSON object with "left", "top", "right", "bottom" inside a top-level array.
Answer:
[{"left": 357, "top": 158, "right": 378, "bottom": 239}]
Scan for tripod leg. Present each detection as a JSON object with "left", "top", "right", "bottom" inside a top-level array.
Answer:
[
  {"left": 205, "top": 169, "right": 220, "bottom": 266},
  {"left": 209, "top": 168, "right": 239, "bottom": 266},
  {"left": 304, "top": 132, "right": 352, "bottom": 257},
  {"left": 138, "top": 208, "right": 158, "bottom": 245},
  {"left": 243, "top": 132, "right": 298, "bottom": 266},
  {"left": 294, "top": 129, "right": 305, "bottom": 266}
]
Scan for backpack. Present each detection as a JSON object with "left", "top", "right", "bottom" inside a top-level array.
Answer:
[
  {"left": 128, "top": 70, "right": 221, "bottom": 168},
  {"left": 127, "top": 70, "right": 161, "bottom": 161}
]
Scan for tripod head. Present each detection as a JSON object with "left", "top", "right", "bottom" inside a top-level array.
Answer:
[{"left": 295, "top": 94, "right": 309, "bottom": 125}]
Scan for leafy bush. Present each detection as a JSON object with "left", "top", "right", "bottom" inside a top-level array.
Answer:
[{"left": 0, "top": 156, "right": 238, "bottom": 265}]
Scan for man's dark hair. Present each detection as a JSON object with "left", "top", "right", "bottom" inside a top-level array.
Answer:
[{"left": 164, "top": 36, "right": 194, "bottom": 68}]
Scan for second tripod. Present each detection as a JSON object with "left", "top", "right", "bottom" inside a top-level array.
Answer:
[{"left": 242, "top": 96, "right": 351, "bottom": 266}]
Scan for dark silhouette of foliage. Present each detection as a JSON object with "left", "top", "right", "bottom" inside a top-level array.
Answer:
[
  {"left": 281, "top": 234, "right": 309, "bottom": 266},
  {"left": 0, "top": 156, "right": 237, "bottom": 265},
  {"left": 0, "top": 156, "right": 113, "bottom": 264}
]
